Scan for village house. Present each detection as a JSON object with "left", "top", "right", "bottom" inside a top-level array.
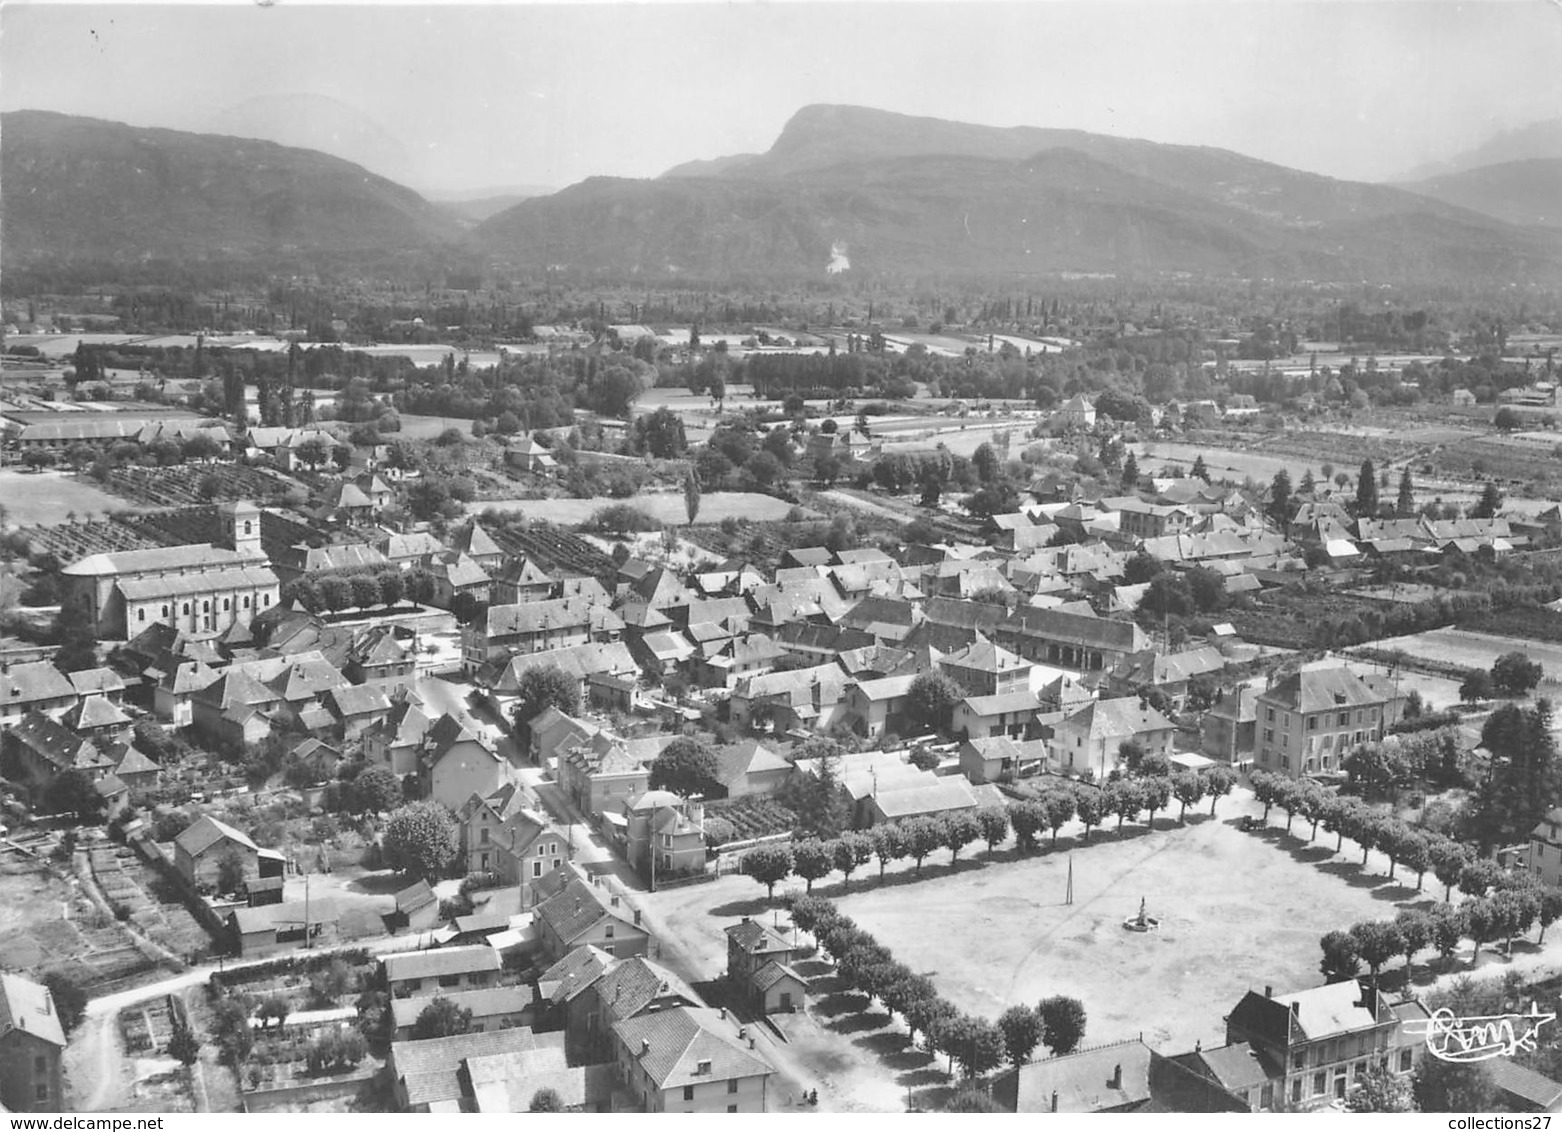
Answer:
[
  {"left": 532, "top": 873, "right": 650, "bottom": 961},
  {"left": 724, "top": 918, "right": 809, "bottom": 1015},
  {"left": 938, "top": 634, "right": 1032, "bottom": 697},
  {"left": 1056, "top": 394, "right": 1097, "bottom": 429},
  {"left": 1048, "top": 696, "right": 1177, "bottom": 779},
  {"left": 382, "top": 944, "right": 504, "bottom": 999},
  {"left": 844, "top": 674, "right": 918, "bottom": 740},
  {"left": 0, "top": 972, "right": 66, "bottom": 1112},
  {"left": 995, "top": 1038, "right": 1248, "bottom": 1113},
  {"left": 712, "top": 740, "right": 792, "bottom": 798},
  {"left": 456, "top": 785, "right": 568, "bottom": 903},
  {"left": 959, "top": 735, "right": 1048, "bottom": 783},
  {"left": 952, "top": 689, "right": 1043, "bottom": 742},
  {"left": 388, "top": 1026, "right": 570, "bottom": 1113},
  {"left": 0, "top": 661, "right": 80, "bottom": 730},
  {"left": 490, "top": 557, "right": 554, "bottom": 605},
  {"left": 1203, "top": 686, "right": 1260, "bottom": 764},
  {"left": 538, "top": 947, "right": 700, "bottom": 1063},
  {"left": 390, "top": 986, "right": 533, "bottom": 1041},
  {"left": 1178, "top": 980, "right": 1428, "bottom": 1112},
  {"left": 173, "top": 814, "right": 286, "bottom": 890},
  {"left": 3, "top": 709, "right": 114, "bottom": 804},
  {"left": 729, "top": 663, "right": 851, "bottom": 733},
  {"left": 426, "top": 553, "right": 492, "bottom": 610},
  {"left": 418, "top": 715, "right": 512, "bottom": 811},
  {"left": 611, "top": 1006, "right": 774, "bottom": 1113},
  {"left": 462, "top": 599, "right": 623, "bottom": 674},
  {"left": 623, "top": 792, "right": 706, "bottom": 880}
]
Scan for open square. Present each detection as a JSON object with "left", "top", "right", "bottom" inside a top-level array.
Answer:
[{"left": 835, "top": 814, "right": 1424, "bottom": 1052}]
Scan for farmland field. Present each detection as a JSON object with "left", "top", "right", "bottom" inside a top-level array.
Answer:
[
  {"left": 835, "top": 811, "right": 1427, "bottom": 1053},
  {"left": 473, "top": 491, "right": 813, "bottom": 525},
  {"left": 0, "top": 470, "right": 141, "bottom": 526},
  {"left": 1368, "top": 628, "right": 1562, "bottom": 682}
]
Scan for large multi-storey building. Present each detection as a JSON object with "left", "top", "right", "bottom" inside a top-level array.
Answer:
[{"left": 1253, "top": 666, "right": 1397, "bottom": 777}]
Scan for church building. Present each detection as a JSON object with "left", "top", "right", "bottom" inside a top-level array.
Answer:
[{"left": 61, "top": 502, "right": 280, "bottom": 639}]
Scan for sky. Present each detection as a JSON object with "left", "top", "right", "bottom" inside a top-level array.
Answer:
[{"left": 2, "top": 0, "right": 1560, "bottom": 195}]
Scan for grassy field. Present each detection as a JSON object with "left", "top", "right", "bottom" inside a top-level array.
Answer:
[
  {"left": 1370, "top": 628, "right": 1562, "bottom": 682},
  {"left": 835, "top": 811, "right": 1423, "bottom": 1053},
  {"left": 473, "top": 491, "right": 812, "bottom": 525},
  {"left": 0, "top": 470, "right": 141, "bottom": 526}
]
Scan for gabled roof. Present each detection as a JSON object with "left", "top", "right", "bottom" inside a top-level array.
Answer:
[
  {"left": 534, "top": 876, "right": 639, "bottom": 948},
  {"left": 1060, "top": 696, "right": 1176, "bottom": 741},
  {"left": 995, "top": 1039, "right": 1153, "bottom": 1113},
  {"left": 8, "top": 710, "right": 111, "bottom": 773},
  {"left": 175, "top": 814, "right": 258, "bottom": 858},
  {"left": 0, "top": 660, "right": 77, "bottom": 705},
  {"left": 395, "top": 879, "right": 438, "bottom": 915},
  {"left": 538, "top": 944, "right": 614, "bottom": 1004},
  {"left": 67, "top": 667, "right": 127, "bottom": 697},
  {"left": 612, "top": 1006, "right": 773, "bottom": 1090},
  {"left": 63, "top": 694, "right": 131, "bottom": 731},
  {"left": 390, "top": 985, "right": 531, "bottom": 1032},
  {"left": 381, "top": 944, "right": 501, "bottom": 983},
  {"left": 453, "top": 521, "right": 504, "bottom": 559},
  {"left": 0, "top": 972, "right": 66, "bottom": 1048},
  {"left": 591, "top": 956, "right": 699, "bottom": 1023}
]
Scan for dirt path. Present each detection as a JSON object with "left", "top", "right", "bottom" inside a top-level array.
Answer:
[{"left": 69, "top": 1009, "right": 129, "bottom": 1112}]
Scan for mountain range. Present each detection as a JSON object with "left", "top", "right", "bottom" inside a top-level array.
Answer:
[{"left": 5, "top": 104, "right": 1562, "bottom": 285}]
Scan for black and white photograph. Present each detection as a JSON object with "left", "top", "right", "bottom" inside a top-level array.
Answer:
[{"left": 1, "top": 0, "right": 1562, "bottom": 1118}]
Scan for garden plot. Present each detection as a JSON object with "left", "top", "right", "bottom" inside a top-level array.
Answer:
[{"left": 475, "top": 491, "right": 810, "bottom": 526}]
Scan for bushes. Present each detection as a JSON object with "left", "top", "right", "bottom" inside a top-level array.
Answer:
[{"left": 584, "top": 504, "right": 662, "bottom": 534}]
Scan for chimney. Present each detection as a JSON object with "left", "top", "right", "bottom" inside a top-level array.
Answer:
[
  {"left": 719, "top": 1007, "right": 727, "bottom": 1019},
  {"left": 639, "top": 1039, "right": 651, "bottom": 1058},
  {"left": 1264, "top": 985, "right": 1273, "bottom": 998},
  {"left": 1050, "top": 1091, "right": 1059, "bottom": 1113},
  {"left": 1110, "top": 1064, "right": 1122, "bottom": 1090}
]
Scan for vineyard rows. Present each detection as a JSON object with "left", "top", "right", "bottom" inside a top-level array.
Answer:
[
  {"left": 492, "top": 523, "right": 614, "bottom": 577},
  {"left": 104, "top": 463, "right": 304, "bottom": 508},
  {"left": 706, "top": 795, "right": 800, "bottom": 840},
  {"left": 22, "top": 518, "right": 162, "bottom": 565}
]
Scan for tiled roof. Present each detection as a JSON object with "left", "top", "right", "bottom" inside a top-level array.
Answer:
[
  {"left": 64, "top": 694, "right": 131, "bottom": 731},
  {"left": 8, "top": 710, "right": 112, "bottom": 773},
  {"left": 0, "top": 660, "right": 78, "bottom": 705},
  {"left": 534, "top": 877, "right": 631, "bottom": 947},
  {"left": 395, "top": 880, "right": 437, "bottom": 915},
  {"left": 0, "top": 972, "right": 66, "bottom": 1047},
  {"left": 67, "top": 667, "right": 126, "bottom": 697},
  {"left": 63, "top": 542, "right": 264, "bottom": 578},
  {"left": 724, "top": 918, "right": 793, "bottom": 957},
  {"left": 390, "top": 985, "right": 531, "bottom": 1031},
  {"left": 175, "top": 814, "right": 258, "bottom": 858},
  {"left": 612, "top": 1006, "right": 772, "bottom": 1090},
  {"left": 382, "top": 944, "right": 501, "bottom": 983},
  {"left": 1258, "top": 665, "right": 1386, "bottom": 714},
  {"left": 751, "top": 960, "right": 807, "bottom": 993},
  {"left": 328, "top": 683, "right": 391, "bottom": 718},
  {"left": 591, "top": 956, "right": 697, "bottom": 1023},
  {"left": 391, "top": 1027, "right": 564, "bottom": 1107},
  {"left": 537, "top": 944, "right": 613, "bottom": 1005},
  {"left": 997, "top": 1039, "right": 1153, "bottom": 1113}
]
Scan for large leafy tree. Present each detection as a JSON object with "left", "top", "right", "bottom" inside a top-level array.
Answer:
[
  {"left": 906, "top": 672, "right": 963, "bottom": 733},
  {"left": 1038, "top": 995, "right": 1087, "bottom": 1056},
  {"left": 514, "top": 664, "right": 581, "bottom": 729},
  {"left": 649, "top": 737, "right": 723, "bottom": 799},
  {"left": 741, "top": 844, "right": 794, "bottom": 900},
  {"left": 350, "top": 765, "right": 404, "bottom": 814},
  {"left": 412, "top": 996, "right": 473, "bottom": 1040},
  {"left": 997, "top": 1004, "right": 1044, "bottom": 1066},
  {"left": 383, "top": 801, "right": 458, "bottom": 880},
  {"left": 791, "top": 838, "right": 834, "bottom": 892},
  {"left": 44, "top": 768, "right": 106, "bottom": 820}
]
